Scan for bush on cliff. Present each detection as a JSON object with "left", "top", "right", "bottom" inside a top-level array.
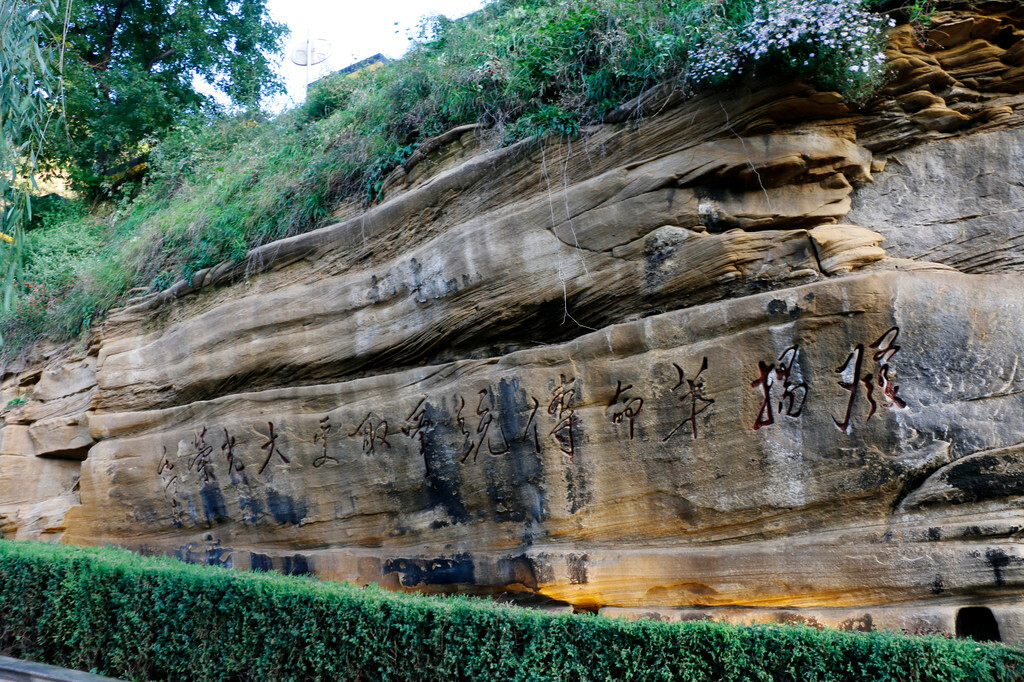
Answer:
[
  {"left": 0, "top": 540, "right": 1021, "bottom": 681},
  {"left": 1, "top": 0, "right": 912, "bottom": 356}
]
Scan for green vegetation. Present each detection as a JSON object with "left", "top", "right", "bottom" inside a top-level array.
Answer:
[
  {"left": 0, "top": 540, "right": 1020, "bottom": 681},
  {"left": 2, "top": 0, "right": 913, "bottom": 355},
  {"left": 0, "top": 0, "right": 62, "bottom": 311},
  {"left": 45, "top": 0, "right": 287, "bottom": 194}
]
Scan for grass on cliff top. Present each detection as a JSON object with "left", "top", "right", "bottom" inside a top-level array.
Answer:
[
  {"left": 1, "top": 0, "right": 917, "bottom": 358},
  {"left": 0, "top": 539, "right": 1021, "bottom": 681}
]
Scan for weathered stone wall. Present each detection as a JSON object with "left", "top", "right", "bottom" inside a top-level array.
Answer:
[{"left": 3, "top": 3, "right": 1024, "bottom": 643}]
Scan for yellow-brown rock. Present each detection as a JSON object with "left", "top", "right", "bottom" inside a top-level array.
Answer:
[{"left": 3, "top": 4, "right": 1024, "bottom": 645}]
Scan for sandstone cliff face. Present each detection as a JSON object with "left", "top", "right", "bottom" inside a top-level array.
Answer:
[{"left": 3, "top": 4, "right": 1024, "bottom": 642}]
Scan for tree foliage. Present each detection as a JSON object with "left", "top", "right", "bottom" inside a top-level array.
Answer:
[
  {"left": 49, "top": 0, "right": 287, "bottom": 193},
  {"left": 0, "top": 0, "right": 60, "bottom": 311}
]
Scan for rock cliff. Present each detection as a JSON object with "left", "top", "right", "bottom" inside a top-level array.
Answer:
[{"left": 3, "top": 3, "right": 1024, "bottom": 643}]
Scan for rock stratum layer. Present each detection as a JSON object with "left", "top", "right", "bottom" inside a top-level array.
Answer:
[{"left": 4, "top": 4, "right": 1024, "bottom": 643}]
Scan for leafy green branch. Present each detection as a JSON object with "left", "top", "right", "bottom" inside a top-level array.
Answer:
[{"left": 0, "top": 0, "right": 62, "bottom": 317}]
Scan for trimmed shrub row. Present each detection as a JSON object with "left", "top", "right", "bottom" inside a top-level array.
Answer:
[{"left": 0, "top": 540, "right": 1021, "bottom": 681}]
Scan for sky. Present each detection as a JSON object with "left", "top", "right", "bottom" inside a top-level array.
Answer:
[{"left": 263, "top": 0, "right": 489, "bottom": 111}]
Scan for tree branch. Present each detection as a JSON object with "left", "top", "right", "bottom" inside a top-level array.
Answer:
[
  {"left": 99, "top": 0, "right": 133, "bottom": 71},
  {"left": 145, "top": 48, "right": 176, "bottom": 72}
]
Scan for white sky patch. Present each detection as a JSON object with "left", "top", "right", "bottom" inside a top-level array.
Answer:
[{"left": 263, "top": 0, "right": 489, "bottom": 112}]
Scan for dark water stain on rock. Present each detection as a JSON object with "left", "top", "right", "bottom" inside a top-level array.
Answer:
[
  {"left": 200, "top": 481, "right": 229, "bottom": 526},
  {"left": 176, "top": 537, "right": 232, "bottom": 568},
  {"left": 947, "top": 454, "right": 1024, "bottom": 502},
  {"left": 238, "top": 494, "right": 264, "bottom": 525},
  {"left": 551, "top": 380, "right": 590, "bottom": 515},
  {"left": 565, "top": 462, "right": 592, "bottom": 515},
  {"left": 839, "top": 613, "right": 874, "bottom": 632},
  {"left": 566, "top": 553, "right": 589, "bottom": 585},
  {"left": 183, "top": 495, "right": 200, "bottom": 526},
  {"left": 418, "top": 399, "right": 471, "bottom": 525},
  {"left": 384, "top": 554, "right": 475, "bottom": 587},
  {"left": 247, "top": 552, "right": 309, "bottom": 575},
  {"left": 642, "top": 234, "right": 679, "bottom": 290},
  {"left": 249, "top": 552, "right": 274, "bottom": 572},
  {"left": 266, "top": 488, "right": 308, "bottom": 525},
  {"left": 777, "top": 612, "right": 824, "bottom": 629},
  {"left": 496, "top": 555, "right": 540, "bottom": 590},
  {"left": 856, "top": 457, "right": 904, "bottom": 502},
  {"left": 985, "top": 547, "right": 1011, "bottom": 586},
  {"left": 282, "top": 554, "right": 311, "bottom": 576},
  {"left": 367, "top": 274, "right": 381, "bottom": 303},
  {"left": 409, "top": 258, "right": 425, "bottom": 303},
  {"left": 480, "top": 378, "right": 548, "bottom": 526}
]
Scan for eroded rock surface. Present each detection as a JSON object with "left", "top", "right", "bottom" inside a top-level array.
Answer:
[
  {"left": 3, "top": 6, "right": 1024, "bottom": 643},
  {"left": 847, "top": 129, "right": 1024, "bottom": 272}
]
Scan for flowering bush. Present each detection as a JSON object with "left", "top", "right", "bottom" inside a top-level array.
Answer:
[
  {"left": 8, "top": 281, "right": 63, "bottom": 329},
  {"left": 689, "top": 0, "right": 896, "bottom": 101}
]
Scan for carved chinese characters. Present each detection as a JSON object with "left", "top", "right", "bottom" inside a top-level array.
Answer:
[
  {"left": 834, "top": 327, "right": 907, "bottom": 433},
  {"left": 151, "top": 327, "right": 913, "bottom": 528},
  {"left": 258, "top": 422, "right": 289, "bottom": 474},
  {"left": 548, "top": 376, "right": 580, "bottom": 459},
  {"left": 157, "top": 446, "right": 184, "bottom": 526},
  {"left": 312, "top": 417, "right": 338, "bottom": 468},
  {"left": 221, "top": 429, "right": 243, "bottom": 473},
  {"left": 457, "top": 390, "right": 510, "bottom": 463},
  {"left": 743, "top": 331, "right": 907, "bottom": 434},
  {"left": 664, "top": 358, "right": 714, "bottom": 441},
  {"left": 870, "top": 327, "right": 907, "bottom": 413},
  {"left": 750, "top": 346, "right": 808, "bottom": 431},
  {"left": 349, "top": 413, "right": 391, "bottom": 456},
  {"left": 521, "top": 398, "right": 541, "bottom": 454},
  {"left": 401, "top": 398, "right": 431, "bottom": 475},
  {"left": 606, "top": 381, "right": 643, "bottom": 440},
  {"left": 189, "top": 427, "right": 215, "bottom": 483}
]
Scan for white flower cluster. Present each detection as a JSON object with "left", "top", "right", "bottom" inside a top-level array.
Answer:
[
  {"left": 688, "top": 0, "right": 895, "bottom": 90},
  {"left": 687, "top": 29, "right": 744, "bottom": 84}
]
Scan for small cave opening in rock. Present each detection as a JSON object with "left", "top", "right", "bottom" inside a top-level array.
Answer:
[{"left": 955, "top": 606, "right": 1001, "bottom": 642}]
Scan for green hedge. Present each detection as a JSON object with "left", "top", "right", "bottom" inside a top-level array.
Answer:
[{"left": 0, "top": 541, "right": 1020, "bottom": 681}]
